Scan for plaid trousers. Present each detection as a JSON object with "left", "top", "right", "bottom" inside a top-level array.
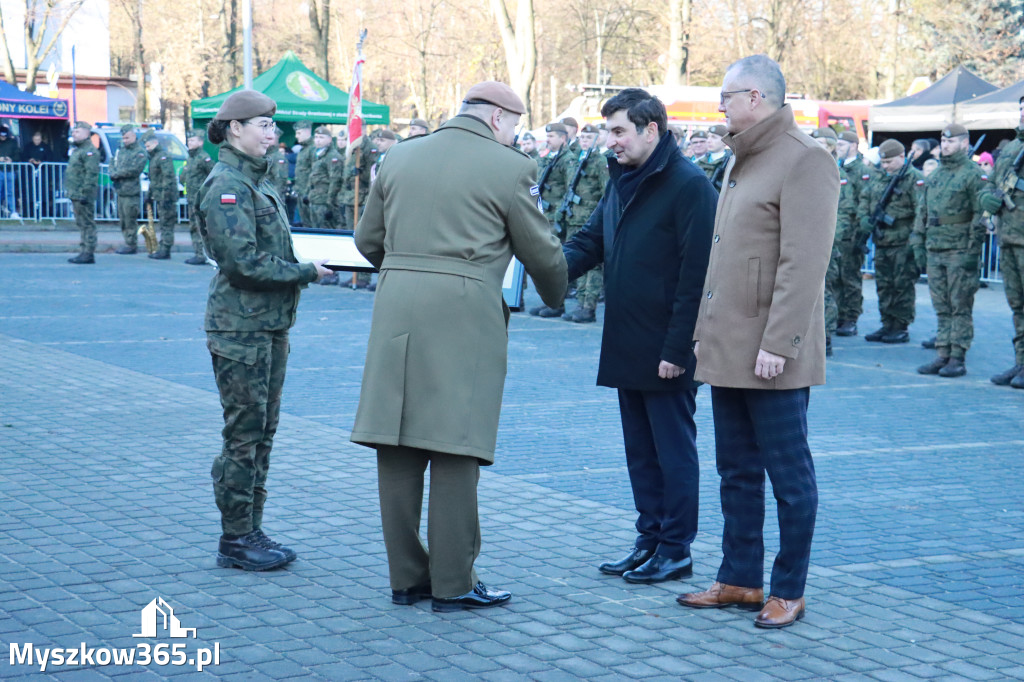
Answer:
[{"left": 710, "top": 386, "right": 817, "bottom": 599}]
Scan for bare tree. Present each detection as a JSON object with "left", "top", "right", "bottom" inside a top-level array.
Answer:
[
  {"left": 0, "top": 0, "right": 85, "bottom": 91},
  {"left": 308, "top": 0, "right": 331, "bottom": 80},
  {"left": 220, "top": 0, "right": 239, "bottom": 89},
  {"left": 663, "top": 0, "right": 690, "bottom": 86},
  {"left": 490, "top": 0, "right": 537, "bottom": 125}
]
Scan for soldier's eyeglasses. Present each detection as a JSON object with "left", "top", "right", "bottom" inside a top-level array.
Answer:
[{"left": 243, "top": 121, "right": 277, "bottom": 132}]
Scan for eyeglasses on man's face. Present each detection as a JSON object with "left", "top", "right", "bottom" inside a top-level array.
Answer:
[{"left": 719, "top": 89, "right": 759, "bottom": 105}]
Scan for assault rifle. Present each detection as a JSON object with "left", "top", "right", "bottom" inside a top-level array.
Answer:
[
  {"left": 996, "top": 146, "right": 1024, "bottom": 212},
  {"left": 708, "top": 151, "right": 732, "bottom": 192},
  {"left": 555, "top": 147, "right": 594, "bottom": 234},
  {"left": 869, "top": 154, "right": 914, "bottom": 241},
  {"left": 536, "top": 148, "right": 564, "bottom": 221}
]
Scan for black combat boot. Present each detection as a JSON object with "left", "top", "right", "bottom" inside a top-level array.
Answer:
[
  {"left": 825, "top": 336, "right": 833, "bottom": 357},
  {"left": 990, "top": 364, "right": 1023, "bottom": 386},
  {"left": 921, "top": 335, "right": 936, "bottom": 349},
  {"left": 216, "top": 530, "right": 290, "bottom": 571},
  {"left": 183, "top": 255, "right": 208, "bottom": 265},
  {"left": 881, "top": 328, "right": 910, "bottom": 344},
  {"left": 67, "top": 252, "right": 95, "bottom": 264},
  {"left": 251, "top": 528, "right": 297, "bottom": 563},
  {"left": 534, "top": 306, "right": 564, "bottom": 318},
  {"left": 1011, "top": 369, "right": 1024, "bottom": 389},
  {"left": 148, "top": 247, "right": 171, "bottom": 260},
  {"left": 938, "top": 357, "right": 966, "bottom": 378},
  {"left": 115, "top": 245, "right": 137, "bottom": 255},
  {"left": 864, "top": 327, "right": 889, "bottom": 342},
  {"left": 917, "top": 356, "right": 949, "bottom": 375},
  {"left": 570, "top": 307, "right": 596, "bottom": 323},
  {"left": 836, "top": 321, "right": 857, "bottom": 337}
]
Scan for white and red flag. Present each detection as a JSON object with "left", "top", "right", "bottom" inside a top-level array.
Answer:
[{"left": 346, "top": 29, "right": 367, "bottom": 154}]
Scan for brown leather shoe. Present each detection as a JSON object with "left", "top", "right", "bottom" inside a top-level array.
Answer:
[
  {"left": 676, "top": 581, "right": 764, "bottom": 611},
  {"left": 754, "top": 596, "right": 805, "bottom": 629}
]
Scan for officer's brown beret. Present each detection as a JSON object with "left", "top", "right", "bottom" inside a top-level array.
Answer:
[
  {"left": 839, "top": 131, "right": 859, "bottom": 144},
  {"left": 186, "top": 128, "right": 206, "bottom": 141},
  {"left": 214, "top": 90, "right": 276, "bottom": 122},
  {"left": 545, "top": 122, "right": 568, "bottom": 135},
  {"left": 811, "top": 127, "right": 837, "bottom": 140},
  {"left": 120, "top": 124, "right": 136, "bottom": 135},
  {"left": 942, "top": 123, "right": 968, "bottom": 138},
  {"left": 74, "top": 121, "right": 92, "bottom": 131},
  {"left": 409, "top": 118, "right": 430, "bottom": 130},
  {"left": 294, "top": 120, "right": 312, "bottom": 131},
  {"left": 314, "top": 125, "right": 331, "bottom": 136},
  {"left": 878, "top": 139, "right": 905, "bottom": 159},
  {"left": 708, "top": 124, "right": 727, "bottom": 137},
  {"left": 372, "top": 128, "right": 397, "bottom": 140},
  {"left": 560, "top": 117, "right": 579, "bottom": 130},
  {"left": 581, "top": 124, "right": 598, "bottom": 134},
  {"left": 463, "top": 81, "right": 525, "bottom": 115},
  {"left": 689, "top": 130, "right": 708, "bottom": 140}
]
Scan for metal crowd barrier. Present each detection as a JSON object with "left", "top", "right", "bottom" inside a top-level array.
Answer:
[
  {"left": 861, "top": 234, "right": 1003, "bottom": 284},
  {"left": 6, "top": 161, "right": 188, "bottom": 225}
]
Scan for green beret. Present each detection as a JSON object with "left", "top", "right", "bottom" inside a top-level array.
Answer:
[
  {"left": 811, "top": 127, "right": 837, "bottom": 140},
  {"left": 581, "top": 124, "right": 598, "bottom": 134},
  {"left": 409, "top": 118, "right": 430, "bottom": 130},
  {"left": 545, "top": 122, "right": 568, "bottom": 135},
  {"left": 689, "top": 130, "right": 708, "bottom": 140},
  {"left": 521, "top": 131, "right": 535, "bottom": 141},
  {"left": 314, "top": 125, "right": 331, "bottom": 136},
  {"left": 878, "top": 139, "right": 905, "bottom": 159},
  {"left": 120, "top": 124, "right": 136, "bottom": 135},
  {"left": 74, "top": 121, "right": 92, "bottom": 132},
  {"left": 214, "top": 89, "right": 276, "bottom": 121},
  {"left": 942, "top": 123, "right": 969, "bottom": 138},
  {"left": 294, "top": 120, "right": 313, "bottom": 131},
  {"left": 560, "top": 117, "right": 579, "bottom": 130},
  {"left": 708, "top": 124, "right": 727, "bottom": 137},
  {"left": 839, "top": 131, "right": 859, "bottom": 144},
  {"left": 141, "top": 129, "right": 157, "bottom": 142},
  {"left": 186, "top": 128, "right": 205, "bottom": 141},
  {"left": 371, "top": 128, "right": 397, "bottom": 141}
]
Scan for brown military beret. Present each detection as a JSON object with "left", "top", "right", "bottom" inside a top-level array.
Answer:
[
  {"left": 839, "top": 130, "right": 859, "bottom": 144},
  {"left": 294, "top": 120, "right": 312, "bottom": 131},
  {"left": 689, "top": 130, "right": 708, "bottom": 140},
  {"left": 581, "top": 124, "right": 598, "bottom": 134},
  {"left": 372, "top": 128, "right": 397, "bottom": 140},
  {"left": 463, "top": 81, "right": 525, "bottom": 115},
  {"left": 186, "top": 128, "right": 206, "bottom": 141},
  {"left": 560, "top": 117, "right": 579, "bottom": 130},
  {"left": 878, "top": 139, "right": 906, "bottom": 159},
  {"left": 409, "top": 118, "right": 430, "bottom": 130},
  {"left": 545, "top": 122, "right": 568, "bottom": 135},
  {"left": 120, "top": 124, "right": 136, "bottom": 135},
  {"left": 708, "top": 124, "right": 727, "bottom": 137},
  {"left": 314, "top": 125, "right": 331, "bottom": 136},
  {"left": 213, "top": 89, "right": 276, "bottom": 121},
  {"left": 942, "top": 123, "right": 968, "bottom": 138},
  {"left": 811, "top": 127, "right": 837, "bottom": 140}
]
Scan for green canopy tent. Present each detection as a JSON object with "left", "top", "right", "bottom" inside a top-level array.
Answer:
[{"left": 190, "top": 51, "right": 389, "bottom": 149}]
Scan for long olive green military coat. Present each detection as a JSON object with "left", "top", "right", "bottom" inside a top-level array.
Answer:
[{"left": 350, "top": 115, "right": 567, "bottom": 463}]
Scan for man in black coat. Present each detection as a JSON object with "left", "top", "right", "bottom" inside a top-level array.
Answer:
[{"left": 564, "top": 88, "right": 717, "bottom": 584}]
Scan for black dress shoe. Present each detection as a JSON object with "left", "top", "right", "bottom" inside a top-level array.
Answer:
[
  {"left": 432, "top": 582, "right": 511, "bottom": 612},
  {"left": 622, "top": 553, "right": 693, "bottom": 584},
  {"left": 392, "top": 583, "right": 432, "bottom": 605},
  {"left": 216, "top": 531, "right": 289, "bottom": 571},
  {"left": 598, "top": 547, "right": 655, "bottom": 576}
]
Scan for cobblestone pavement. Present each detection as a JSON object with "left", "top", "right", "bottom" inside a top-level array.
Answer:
[{"left": 2, "top": 253, "right": 1023, "bottom": 681}]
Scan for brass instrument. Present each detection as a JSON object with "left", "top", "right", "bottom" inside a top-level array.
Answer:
[{"left": 139, "top": 203, "right": 158, "bottom": 254}]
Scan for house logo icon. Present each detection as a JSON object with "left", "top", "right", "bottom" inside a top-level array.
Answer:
[{"left": 132, "top": 597, "right": 197, "bottom": 638}]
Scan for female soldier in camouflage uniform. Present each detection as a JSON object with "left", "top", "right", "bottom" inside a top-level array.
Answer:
[{"left": 195, "top": 90, "right": 330, "bottom": 571}]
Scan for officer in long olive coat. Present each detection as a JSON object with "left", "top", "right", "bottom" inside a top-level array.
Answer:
[{"left": 351, "top": 81, "right": 566, "bottom": 613}]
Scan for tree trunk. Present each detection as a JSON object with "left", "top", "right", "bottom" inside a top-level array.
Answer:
[
  {"left": 135, "top": 0, "right": 147, "bottom": 119},
  {"left": 0, "top": 7, "right": 18, "bottom": 85},
  {"left": 308, "top": 0, "right": 330, "bottom": 80},
  {"left": 663, "top": 0, "right": 690, "bottom": 86},
  {"left": 220, "top": 0, "right": 238, "bottom": 90},
  {"left": 490, "top": 0, "right": 537, "bottom": 127}
]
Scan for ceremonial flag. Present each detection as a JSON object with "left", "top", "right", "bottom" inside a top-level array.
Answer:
[{"left": 346, "top": 30, "right": 367, "bottom": 155}]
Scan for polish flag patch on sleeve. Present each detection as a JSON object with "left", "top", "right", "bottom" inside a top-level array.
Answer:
[{"left": 221, "top": 194, "right": 237, "bottom": 204}]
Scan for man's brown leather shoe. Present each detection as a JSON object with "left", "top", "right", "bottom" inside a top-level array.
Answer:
[
  {"left": 754, "top": 596, "right": 805, "bottom": 628},
  {"left": 676, "top": 581, "right": 764, "bottom": 611}
]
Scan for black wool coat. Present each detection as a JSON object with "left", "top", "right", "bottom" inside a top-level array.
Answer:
[{"left": 564, "top": 132, "right": 717, "bottom": 392}]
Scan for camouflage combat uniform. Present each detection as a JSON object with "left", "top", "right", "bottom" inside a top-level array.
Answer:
[
  {"left": 308, "top": 143, "right": 343, "bottom": 229},
  {"left": 185, "top": 142, "right": 215, "bottom": 259},
  {"left": 265, "top": 146, "right": 290, "bottom": 204},
  {"left": 194, "top": 144, "right": 319, "bottom": 536},
  {"left": 109, "top": 135, "right": 148, "bottom": 249},
  {"left": 147, "top": 141, "right": 179, "bottom": 252},
  {"left": 67, "top": 136, "right": 100, "bottom": 256},
  {"left": 912, "top": 149, "right": 991, "bottom": 361},
  {"left": 538, "top": 146, "right": 572, "bottom": 240},
  {"left": 559, "top": 147, "right": 609, "bottom": 313},
  {"left": 986, "top": 128, "right": 1024, "bottom": 369},
  {"left": 836, "top": 155, "right": 874, "bottom": 327},
  {"left": 294, "top": 135, "right": 316, "bottom": 227},
  {"left": 858, "top": 164, "right": 923, "bottom": 332},
  {"left": 696, "top": 151, "right": 731, "bottom": 192}
]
